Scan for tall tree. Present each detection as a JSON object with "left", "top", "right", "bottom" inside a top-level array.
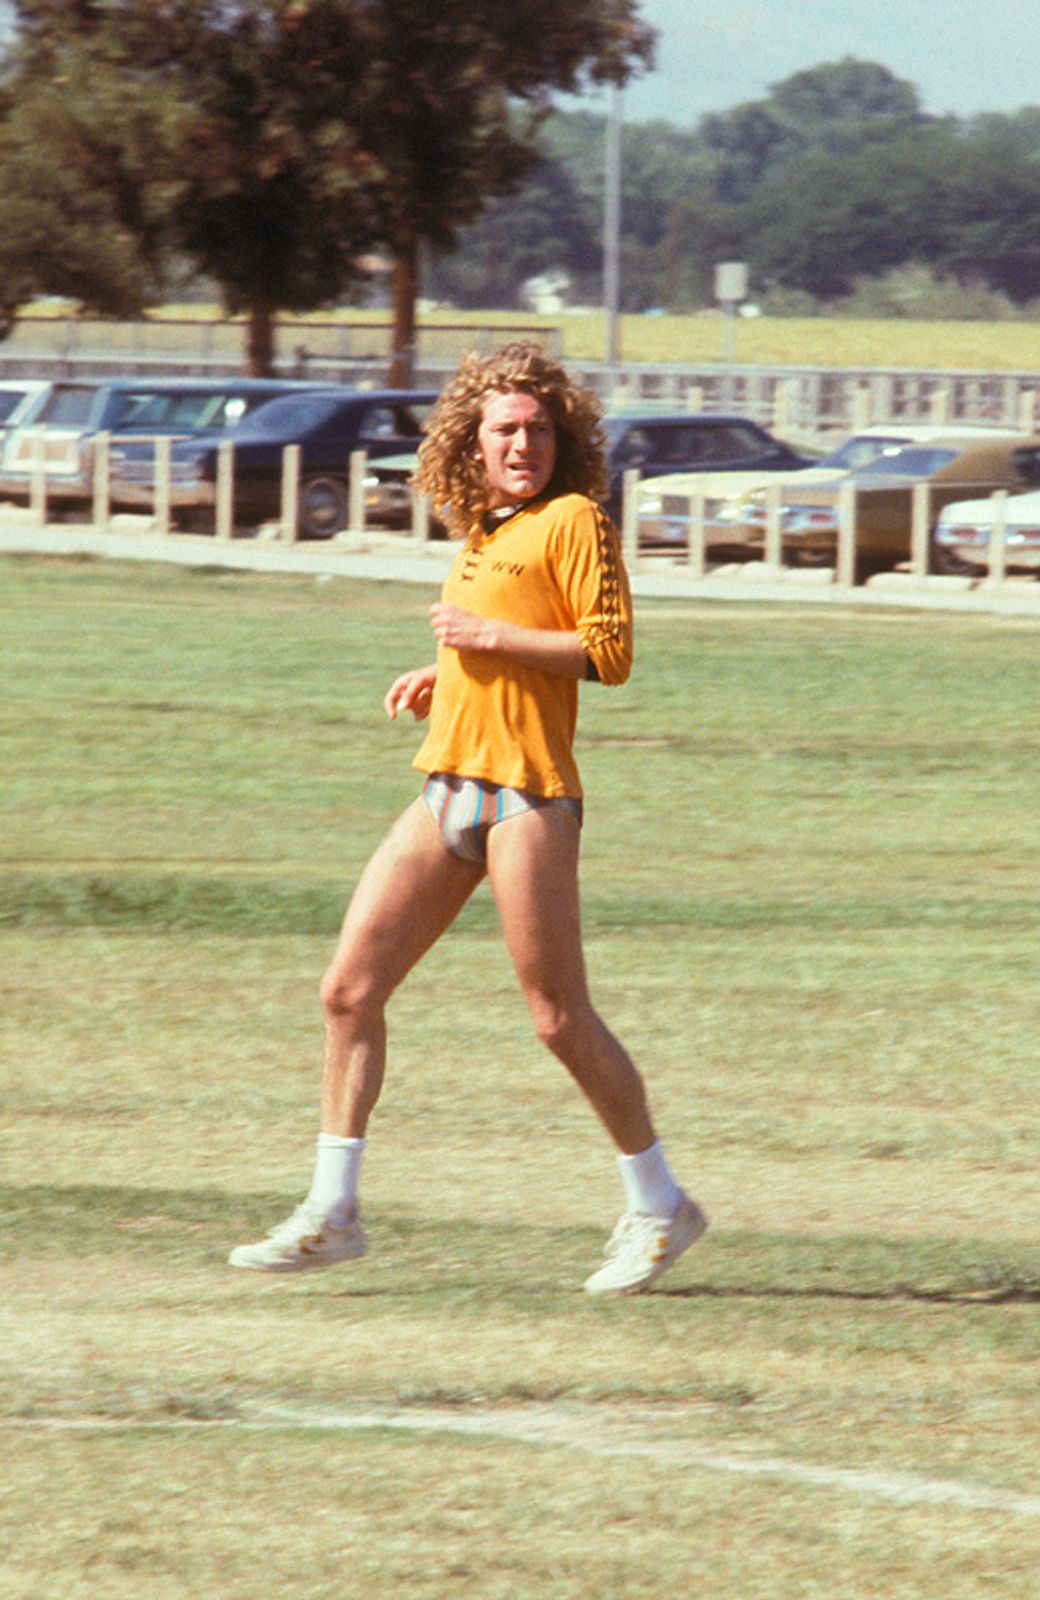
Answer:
[
  {"left": 1, "top": 0, "right": 653, "bottom": 375},
  {"left": 326, "top": 0, "right": 655, "bottom": 380}
]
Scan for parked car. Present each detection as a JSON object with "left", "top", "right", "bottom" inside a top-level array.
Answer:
[
  {"left": 604, "top": 410, "right": 810, "bottom": 525},
  {"left": 112, "top": 388, "right": 437, "bottom": 538},
  {"left": 0, "top": 379, "right": 52, "bottom": 448},
  {"left": 933, "top": 487, "right": 1040, "bottom": 575},
  {"left": 361, "top": 450, "right": 422, "bottom": 529},
  {"left": 0, "top": 376, "right": 336, "bottom": 508},
  {"left": 638, "top": 422, "right": 1020, "bottom": 548},
  {"left": 357, "top": 413, "right": 806, "bottom": 538},
  {"left": 730, "top": 435, "right": 1040, "bottom": 571}
]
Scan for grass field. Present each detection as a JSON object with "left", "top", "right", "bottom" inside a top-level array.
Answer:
[
  {"left": 17, "top": 302, "right": 1040, "bottom": 371},
  {"left": 3, "top": 554, "right": 1040, "bottom": 1597}
]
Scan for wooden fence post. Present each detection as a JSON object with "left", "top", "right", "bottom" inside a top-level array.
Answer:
[
  {"left": 215, "top": 441, "right": 234, "bottom": 540},
  {"left": 92, "top": 432, "right": 110, "bottom": 532},
  {"left": 280, "top": 444, "right": 300, "bottom": 543},
  {"left": 621, "top": 467, "right": 640, "bottom": 571},
  {"left": 153, "top": 437, "right": 171, "bottom": 536},
  {"left": 30, "top": 435, "right": 47, "bottom": 526},
  {"left": 685, "top": 490, "right": 706, "bottom": 578},
  {"left": 348, "top": 449, "right": 367, "bottom": 538},
  {"left": 910, "top": 481, "right": 931, "bottom": 578},
  {"left": 411, "top": 489, "right": 431, "bottom": 546},
  {"left": 984, "top": 490, "right": 1009, "bottom": 586},
  {"left": 762, "top": 481, "right": 783, "bottom": 570},
  {"left": 836, "top": 480, "right": 857, "bottom": 587}
]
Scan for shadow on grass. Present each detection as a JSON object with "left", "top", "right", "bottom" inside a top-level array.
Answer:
[
  {"left": 8, "top": 869, "right": 1040, "bottom": 938},
  {"left": 5, "top": 1183, "right": 1039, "bottom": 1305}
]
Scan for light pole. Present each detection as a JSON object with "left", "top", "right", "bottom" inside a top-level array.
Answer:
[{"left": 604, "top": 82, "right": 622, "bottom": 382}]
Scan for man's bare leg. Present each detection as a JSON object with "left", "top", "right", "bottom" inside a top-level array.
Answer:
[
  {"left": 229, "top": 799, "right": 483, "bottom": 1272},
  {"left": 486, "top": 805, "right": 706, "bottom": 1294},
  {"left": 319, "top": 798, "right": 484, "bottom": 1136},
  {"left": 486, "top": 805, "right": 654, "bottom": 1153}
]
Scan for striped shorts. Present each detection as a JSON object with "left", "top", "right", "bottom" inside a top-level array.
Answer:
[{"left": 421, "top": 772, "right": 583, "bottom": 865}]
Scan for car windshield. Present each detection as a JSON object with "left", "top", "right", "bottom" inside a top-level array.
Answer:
[
  {"left": 855, "top": 446, "right": 958, "bottom": 479},
  {"left": 117, "top": 392, "right": 252, "bottom": 430},
  {"left": 39, "top": 387, "right": 97, "bottom": 426},
  {"left": 605, "top": 417, "right": 770, "bottom": 467},
  {"left": 816, "top": 435, "right": 911, "bottom": 471},
  {"left": 0, "top": 389, "right": 31, "bottom": 423},
  {"left": 236, "top": 394, "right": 344, "bottom": 434}
]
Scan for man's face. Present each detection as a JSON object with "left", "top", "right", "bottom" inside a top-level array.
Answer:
[{"left": 476, "top": 390, "right": 557, "bottom": 510}]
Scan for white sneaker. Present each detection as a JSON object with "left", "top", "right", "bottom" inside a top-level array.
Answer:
[
  {"left": 583, "top": 1192, "right": 707, "bottom": 1296},
  {"left": 228, "top": 1203, "right": 367, "bottom": 1273}
]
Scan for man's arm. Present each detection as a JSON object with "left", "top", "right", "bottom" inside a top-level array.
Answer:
[{"left": 429, "top": 603, "right": 589, "bottom": 679}]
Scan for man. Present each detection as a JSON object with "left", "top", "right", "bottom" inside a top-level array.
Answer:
[{"left": 230, "top": 342, "right": 706, "bottom": 1294}]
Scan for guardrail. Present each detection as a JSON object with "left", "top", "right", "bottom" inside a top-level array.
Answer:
[
  {"left": 11, "top": 439, "right": 1038, "bottom": 593},
  {"left": 19, "top": 437, "right": 441, "bottom": 549},
  {"left": 616, "top": 468, "right": 1033, "bottom": 587}
]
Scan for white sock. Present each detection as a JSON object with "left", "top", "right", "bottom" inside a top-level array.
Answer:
[
  {"left": 305, "top": 1133, "right": 366, "bottom": 1225},
  {"left": 617, "top": 1140, "right": 682, "bottom": 1217}
]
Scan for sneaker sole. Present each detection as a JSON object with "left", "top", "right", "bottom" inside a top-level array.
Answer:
[{"left": 228, "top": 1238, "right": 367, "bottom": 1273}]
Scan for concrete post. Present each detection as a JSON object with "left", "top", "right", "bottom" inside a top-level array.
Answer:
[
  {"left": 928, "top": 385, "right": 951, "bottom": 425},
  {"left": 851, "top": 385, "right": 872, "bottom": 431},
  {"left": 773, "top": 379, "right": 796, "bottom": 439}
]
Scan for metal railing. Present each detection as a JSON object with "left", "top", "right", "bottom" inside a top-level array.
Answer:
[{"left": 2, "top": 319, "right": 1040, "bottom": 443}]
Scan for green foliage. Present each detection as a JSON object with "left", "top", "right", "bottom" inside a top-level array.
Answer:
[
  {"left": 0, "top": 0, "right": 654, "bottom": 365},
  {"left": 434, "top": 58, "right": 1040, "bottom": 314}
]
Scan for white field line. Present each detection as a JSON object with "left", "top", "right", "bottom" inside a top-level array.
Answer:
[{"left": 9, "top": 1402, "right": 1040, "bottom": 1520}]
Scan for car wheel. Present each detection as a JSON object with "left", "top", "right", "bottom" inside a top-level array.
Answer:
[
  {"left": 931, "top": 543, "right": 985, "bottom": 578},
  {"left": 784, "top": 546, "right": 833, "bottom": 569},
  {"left": 172, "top": 507, "right": 215, "bottom": 535},
  {"left": 298, "top": 475, "right": 349, "bottom": 539}
]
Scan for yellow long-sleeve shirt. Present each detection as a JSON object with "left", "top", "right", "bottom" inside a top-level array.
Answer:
[{"left": 413, "top": 493, "right": 633, "bottom": 799}]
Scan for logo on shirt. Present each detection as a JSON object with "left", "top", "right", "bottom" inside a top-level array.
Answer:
[{"left": 458, "top": 549, "right": 526, "bottom": 583}]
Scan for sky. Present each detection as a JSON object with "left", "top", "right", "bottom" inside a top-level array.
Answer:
[{"left": 589, "top": 0, "right": 1040, "bottom": 126}]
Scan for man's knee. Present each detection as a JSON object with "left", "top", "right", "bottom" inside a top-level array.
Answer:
[
  {"left": 527, "top": 989, "right": 591, "bottom": 1059},
  {"left": 320, "top": 962, "right": 381, "bottom": 1026}
]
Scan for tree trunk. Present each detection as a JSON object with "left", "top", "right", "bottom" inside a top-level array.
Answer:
[
  {"left": 387, "top": 234, "right": 418, "bottom": 388},
  {"left": 246, "top": 301, "right": 276, "bottom": 376}
]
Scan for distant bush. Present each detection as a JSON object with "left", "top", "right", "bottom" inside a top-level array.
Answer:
[{"left": 761, "top": 266, "right": 1040, "bottom": 322}]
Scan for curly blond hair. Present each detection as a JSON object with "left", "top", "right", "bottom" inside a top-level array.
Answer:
[{"left": 415, "top": 342, "right": 608, "bottom": 544}]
